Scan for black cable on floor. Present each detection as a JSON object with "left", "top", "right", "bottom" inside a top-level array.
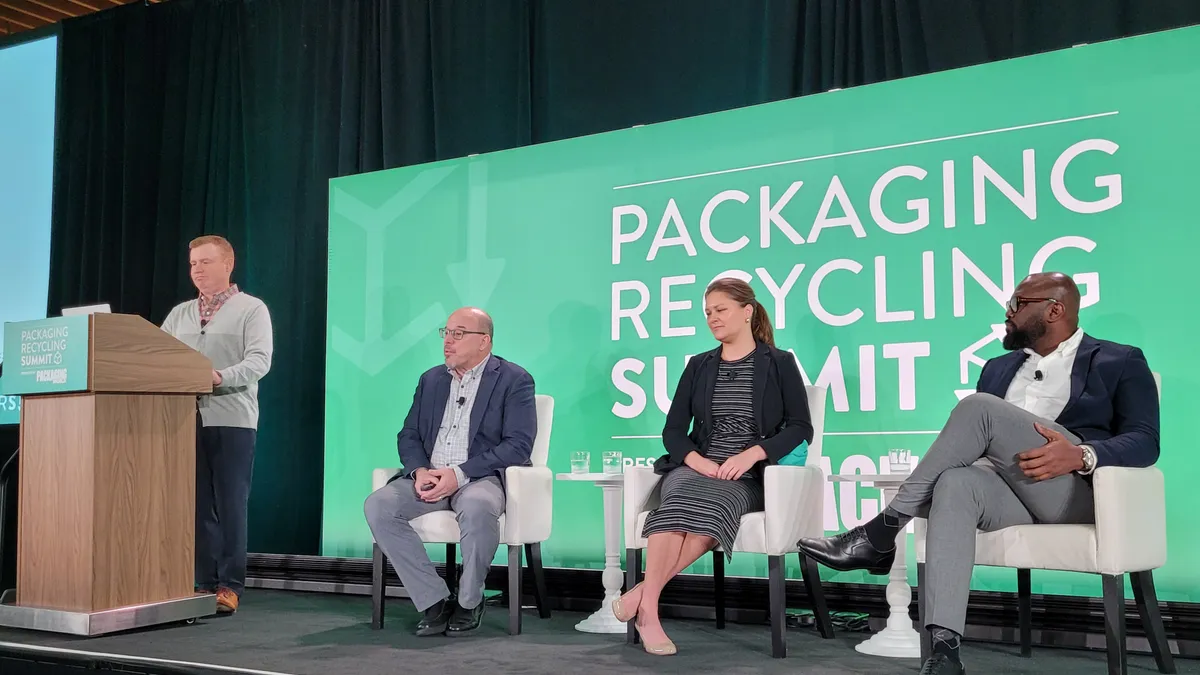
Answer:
[{"left": 786, "top": 609, "right": 871, "bottom": 632}]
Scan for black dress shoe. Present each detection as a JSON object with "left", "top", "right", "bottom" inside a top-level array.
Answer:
[
  {"left": 445, "top": 601, "right": 484, "bottom": 636},
  {"left": 797, "top": 526, "right": 895, "bottom": 575},
  {"left": 414, "top": 598, "right": 455, "bottom": 637},
  {"left": 919, "top": 654, "right": 965, "bottom": 674}
]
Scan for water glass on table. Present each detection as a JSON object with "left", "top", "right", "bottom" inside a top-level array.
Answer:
[
  {"left": 571, "top": 450, "right": 590, "bottom": 474},
  {"left": 888, "top": 448, "right": 911, "bottom": 474},
  {"left": 602, "top": 450, "right": 623, "bottom": 474}
]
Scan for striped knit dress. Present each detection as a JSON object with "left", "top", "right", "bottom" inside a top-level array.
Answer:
[{"left": 641, "top": 352, "right": 765, "bottom": 559}]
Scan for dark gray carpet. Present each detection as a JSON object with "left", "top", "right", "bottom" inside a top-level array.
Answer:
[{"left": 0, "top": 590, "right": 1192, "bottom": 675}]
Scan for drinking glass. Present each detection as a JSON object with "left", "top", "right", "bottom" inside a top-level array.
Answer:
[
  {"left": 888, "top": 448, "right": 911, "bottom": 473},
  {"left": 570, "top": 450, "right": 590, "bottom": 474},
  {"left": 602, "top": 450, "right": 623, "bottom": 474}
]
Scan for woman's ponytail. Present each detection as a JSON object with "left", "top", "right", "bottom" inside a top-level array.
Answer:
[{"left": 750, "top": 300, "right": 775, "bottom": 346}]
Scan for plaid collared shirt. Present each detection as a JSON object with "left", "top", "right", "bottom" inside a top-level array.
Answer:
[
  {"left": 430, "top": 354, "right": 491, "bottom": 488},
  {"left": 198, "top": 284, "right": 240, "bottom": 327}
]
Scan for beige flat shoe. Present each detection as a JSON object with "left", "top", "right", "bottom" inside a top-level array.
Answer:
[{"left": 612, "top": 583, "right": 642, "bottom": 623}]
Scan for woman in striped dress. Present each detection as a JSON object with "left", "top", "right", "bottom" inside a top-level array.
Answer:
[{"left": 612, "top": 277, "right": 814, "bottom": 654}]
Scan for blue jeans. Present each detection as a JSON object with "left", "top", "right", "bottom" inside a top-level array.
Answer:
[{"left": 195, "top": 424, "right": 256, "bottom": 595}]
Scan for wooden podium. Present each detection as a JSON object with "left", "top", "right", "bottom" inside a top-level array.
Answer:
[{"left": 0, "top": 312, "right": 217, "bottom": 635}]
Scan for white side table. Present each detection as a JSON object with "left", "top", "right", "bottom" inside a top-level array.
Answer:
[
  {"left": 555, "top": 472, "right": 626, "bottom": 634},
  {"left": 828, "top": 473, "right": 921, "bottom": 658}
]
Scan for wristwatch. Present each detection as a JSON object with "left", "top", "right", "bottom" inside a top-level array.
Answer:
[{"left": 1078, "top": 444, "right": 1097, "bottom": 475}]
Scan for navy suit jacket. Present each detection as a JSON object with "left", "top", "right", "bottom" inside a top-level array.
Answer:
[
  {"left": 975, "top": 333, "right": 1160, "bottom": 469},
  {"left": 396, "top": 354, "right": 537, "bottom": 483}
]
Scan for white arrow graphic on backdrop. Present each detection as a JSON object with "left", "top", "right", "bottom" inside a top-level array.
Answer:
[
  {"left": 955, "top": 323, "right": 1007, "bottom": 400},
  {"left": 331, "top": 166, "right": 456, "bottom": 376},
  {"left": 446, "top": 160, "right": 505, "bottom": 308}
]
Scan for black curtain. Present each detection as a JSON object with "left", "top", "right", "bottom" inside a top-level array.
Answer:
[{"left": 45, "top": 0, "right": 1200, "bottom": 556}]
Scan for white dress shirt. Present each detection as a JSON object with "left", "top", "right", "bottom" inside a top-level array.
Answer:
[
  {"left": 1004, "top": 328, "right": 1084, "bottom": 420},
  {"left": 429, "top": 354, "right": 491, "bottom": 488}
]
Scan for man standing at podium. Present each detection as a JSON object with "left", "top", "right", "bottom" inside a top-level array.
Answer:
[{"left": 162, "top": 235, "right": 273, "bottom": 616}]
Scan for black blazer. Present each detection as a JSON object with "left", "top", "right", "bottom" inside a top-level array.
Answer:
[
  {"left": 976, "top": 333, "right": 1159, "bottom": 469},
  {"left": 656, "top": 341, "right": 814, "bottom": 473}
]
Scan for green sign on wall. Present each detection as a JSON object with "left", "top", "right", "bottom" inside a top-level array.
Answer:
[
  {"left": 324, "top": 26, "right": 1200, "bottom": 602},
  {"left": 1, "top": 315, "right": 91, "bottom": 397}
]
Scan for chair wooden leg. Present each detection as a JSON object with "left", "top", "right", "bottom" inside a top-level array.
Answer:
[
  {"left": 799, "top": 551, "right": 834, "bottom": 639},
  {"left": 1018, "top": 568, "right": 1032, "bottom": 657},
  {"left": 768, "top": 554, "right": 786, "bottom": 658},
  {"left": 626, "top": 548, "right": 641, "bottom": 645},
  {"left": 525, "top": 543, "right": 551, "bottom": 619},
  {"left": 370, "top": 543, "right": 385, "bottom": 630},
  {"left": 713, "top": 550, "right": 726, "bottom": 629},
  {"left": 1131, "top": 571, "right": 1176, "bottom": 674},
  {"left": 1102, "top": 573, "right": 1128, "bottom": 675},
  {"left": 917, "top": 562, "right": 930, "bottom": 662},
  {"left": 445, "top": 543, "right": 458, "bottom": 597},
  {"left": 507, "top": 545, "right": 523, "bottom": 635}
]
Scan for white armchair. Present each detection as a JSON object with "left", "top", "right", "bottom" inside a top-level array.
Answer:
[
  {"left": 914, "top": 373, "right": 1174, "bottom": 675},
  {"left": 370, "top": 394, "right": 555, "bottom": 635},
  {"left": 622, "top": 385, "right": 834, "bottom": 658}
]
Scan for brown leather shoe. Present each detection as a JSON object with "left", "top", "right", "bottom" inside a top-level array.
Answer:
[{"left": 216, "top": 588, "right": 239, "bottom": 614}]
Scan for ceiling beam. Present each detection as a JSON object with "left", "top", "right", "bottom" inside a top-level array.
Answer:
[
  {"left": 21, "top": 0, "right": 77, "bottom": 20},
  {"left": 0, "top": 5, "right": 41, "bottom": 30},
  {"left": 0, "top": 1, "right": 56, "bottom": 23},
  {"left": 63, "top": 0, "right": 104, "bottom": 12}
]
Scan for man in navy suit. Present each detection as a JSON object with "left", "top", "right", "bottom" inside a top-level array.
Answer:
[
  {"left": 364, "top": 307, "right": 536, "bottom": 637},
  {"left": 798, "top": 272, "right": 1160, "bottom": 675}
]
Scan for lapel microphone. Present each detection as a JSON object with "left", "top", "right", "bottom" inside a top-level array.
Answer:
[
  {"left": 457, "top": 396, "right": 466, "bottom": 406},
  {"left": 1034, "top": 370, "right": 1044, "bottom": 381}
]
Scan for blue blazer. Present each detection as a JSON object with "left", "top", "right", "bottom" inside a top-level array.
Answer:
[
  {"left": 395, "top": 354, "right": 537, "bottom": 483},
  {"left": 976, "top": 333, "right": 1160, "bottom": 469}
]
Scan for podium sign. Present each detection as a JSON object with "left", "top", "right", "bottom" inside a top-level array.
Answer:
[{"left": 2, "top": 316, "right": 91, "bottom": 396}]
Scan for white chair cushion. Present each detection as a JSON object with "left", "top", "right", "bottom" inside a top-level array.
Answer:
[
  {"left": 915, "top": 522, "right": 1099, "bottom": 573},
  {"left": 730, "top": 512, "right": 769, "bottom": 554},
  {"left": 410, "top": 511, "right": 507, "bottom": 544}
]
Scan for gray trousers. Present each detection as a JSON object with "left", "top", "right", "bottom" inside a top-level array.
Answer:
[
  {"left": 364, "top": 475, "right": 505, "bottom": 612},
  {"left": 889, "top": 393, "right": 1096, "bottom": 634}
]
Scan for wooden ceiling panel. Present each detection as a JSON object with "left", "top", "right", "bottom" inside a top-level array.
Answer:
[{"left": 0, "top": 0, "right": 155, "bottom": 38}]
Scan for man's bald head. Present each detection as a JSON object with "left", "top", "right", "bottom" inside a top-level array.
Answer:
[
  {"left": 448, "top": 306, "right": 492, "bottom": 336},
  {"left": 1003, "top": 272, "right": 1082, "bottom": 354},
  {"left": 442, "top": 306, "right": 494, "bottom": 373},
  {"left": 1020, "top": 272, "right": 1081, "bottom": 320}
]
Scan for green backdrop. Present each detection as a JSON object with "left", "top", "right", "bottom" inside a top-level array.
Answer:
[{"left": 324, "top": 26, "right": 1200, "bottom": 601}]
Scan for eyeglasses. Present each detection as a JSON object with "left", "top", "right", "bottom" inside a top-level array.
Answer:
[
  {"left": 1006, "top": 296, "right": 1057, "bottom": 314},
  {"left": 439, "top": 327, "right": 488, "bottom": 341}
]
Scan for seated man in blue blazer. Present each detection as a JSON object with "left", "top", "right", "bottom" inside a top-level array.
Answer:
[
  {"left": 798, "top": 272, "right": 1159, "bottom": 675},
  {"left": 364, "top": 307, "right": 536, "bottom": 637}
]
